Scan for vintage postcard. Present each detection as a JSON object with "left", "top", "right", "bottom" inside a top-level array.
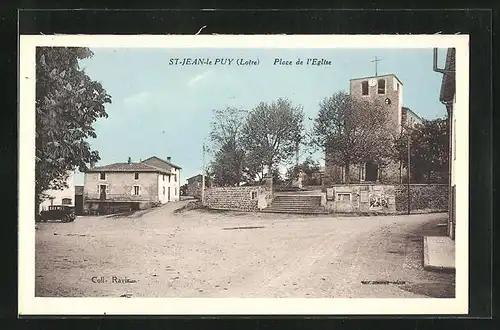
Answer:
[{"left": 19, "top": 34, "right": 469, "bottom": 315}]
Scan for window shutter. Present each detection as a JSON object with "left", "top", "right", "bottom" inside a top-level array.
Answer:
[{"left": 106, "top": 185, "right": 109, "bottom": 193}]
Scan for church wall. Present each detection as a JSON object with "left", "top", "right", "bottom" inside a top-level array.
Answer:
[{"left": 379, "top": 160, "right": 402, "bottom": 184}]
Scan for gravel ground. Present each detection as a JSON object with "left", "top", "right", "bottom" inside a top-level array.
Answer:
[{"left": 35, "top": 201, "right": 455, "bottom": 298}]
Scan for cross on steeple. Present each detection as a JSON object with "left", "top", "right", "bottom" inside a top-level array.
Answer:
[{"left": 371, "top": 56, "right": 382, "bottom": 76}]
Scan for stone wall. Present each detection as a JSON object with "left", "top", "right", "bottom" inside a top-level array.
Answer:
[
  {"left": 323, "top": 183, "right": 448, "bottom": 214},
  {"left": 395, "top": 184, "right": 449, "bottom": 213},
  {"left": 203, "top": 186, "right": 262, "bottom": 212},
  {"left": 325, "top": 184, "right": 396, "bottom": 214}
]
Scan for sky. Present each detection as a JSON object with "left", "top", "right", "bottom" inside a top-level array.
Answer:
[{"left": 74, "top": 47, "right": 448, "bottom": 185}]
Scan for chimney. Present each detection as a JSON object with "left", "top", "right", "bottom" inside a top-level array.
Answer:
[
  {"left": 128, "top": 157, "right": 131, "bottom": 164},
  {"left": 167, "top": 156, "right": 171, "bottom": 162}
]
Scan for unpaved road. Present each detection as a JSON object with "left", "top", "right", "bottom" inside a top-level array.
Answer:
[{"left": 35, "top": 202, "right": 454, "bottom": 298}]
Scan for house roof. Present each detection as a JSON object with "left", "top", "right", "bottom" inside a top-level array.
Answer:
[
  {"left": 86, "top": 162, "right": 171, "bottom": 174},
  {"left": 440, "top": 48, "right": 456, "bottom": 103},
  {"left": 186, "top": 174, "right": 202, "bottom": 182},
  {"left": 350, "top": 73, "right": 404, "bottom": 86},
  {"left": 402, "top": 107, "right": 423, "bottom": 122},
  {"left": 141, "top": 156, "right": 182, "bottom": 170}
]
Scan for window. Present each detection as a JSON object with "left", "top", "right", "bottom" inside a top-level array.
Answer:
[
  {"left": 377, "top": 79, "right": 386, "bottom": 94},
  {"left": 99, "top": 172, "right": 106, "bottom": 180},
  {"left": 62, "top": 198, "right": 72, "bottom": 205},
  {"left": 251, "top": 191, "right": 258, "bottom": 200},
  {"left": 361, "top": 81, "right": 369, "bottom": 95},
  {"left": 163, "top": 175, "right": 165, "bottom": 181},
  {"left": 175, "top": 187, "right": 177, "bottom": 196},
  {"left": 168, "top": 175, "right": 171, "bottom": 183},
  {"left": 163, "top": 186, "right": 165, "bottom": 195},
  {"left": 133, "top": 185, "right": 140, "bottom": 196},
  {"left": 174, "top": 174, "right": 177, "bottom": 182},
  {"left": 134, "top": 172, "right": 139, "bottom": 180},
  {"left": 337, "top": 193, "right": 351, "bottom": 201}
]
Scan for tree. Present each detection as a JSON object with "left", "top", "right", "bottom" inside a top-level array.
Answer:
[
  {"left": 208, "top": 107, "right": 248, "bottom": 186},
  {"left": 35, "top": 47, "right": 112, "bottom": 211},
  {"left": 395, "top": 118, "right": 449, "bottom": 183},
  {"left": 242, "top": 98, "right": 304, "bottom": 177},
  {"left": 310, "top": 91, "right": 394, "bottom": 182}
]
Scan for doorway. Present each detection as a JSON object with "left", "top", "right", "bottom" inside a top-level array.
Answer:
[
  {"left": 365, "top": 161, "right": 378, "bottom": 182},
  {"left": 99, "top": 185, "right": 107, "bottom": 200},
  {"left": 75, "top": 194, "right": 83, "bottom": 215},
  {"left": 167, "top": 187, "right": 171, "bottom": 202}
]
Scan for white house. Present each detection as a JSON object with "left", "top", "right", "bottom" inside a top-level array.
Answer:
[
  {"left": 83, "top": 156, "right": 181, "bottom": 213},
  {"left": 39, "top": 171, "right": 76, "bottom": 211},
  {"left": 439, "top": 48, "right": 456, "bottom": 240}
]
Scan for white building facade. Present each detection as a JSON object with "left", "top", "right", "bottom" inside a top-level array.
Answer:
[{"left": 39, "top": 171, "right": 76, "bottom": 210}]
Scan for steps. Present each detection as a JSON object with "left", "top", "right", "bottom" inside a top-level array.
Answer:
[{"left": 261, "top": 195, "right": 328, "bottom": 215}]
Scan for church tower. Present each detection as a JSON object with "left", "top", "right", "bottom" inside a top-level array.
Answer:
[
  {"left": 324, "top": 73, "right": 406, "bottom": 185},
  {"left": 348, "top": 74, "right": 404, "bottom": 182},
  {"left": 349, "top": 74, "right": 404, "bottom": 137}
]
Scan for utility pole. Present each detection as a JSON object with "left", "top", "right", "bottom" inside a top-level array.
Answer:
[
  {"left": 295, "top": 140, "right": 299, "bottom": 167},
  {"left": 201, "top": 142, "right": 206, "bottom": 205}
]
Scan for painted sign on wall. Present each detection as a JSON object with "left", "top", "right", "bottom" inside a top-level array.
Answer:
[{"left": 369, "top": 193, "right": 388, "bottom": 210}]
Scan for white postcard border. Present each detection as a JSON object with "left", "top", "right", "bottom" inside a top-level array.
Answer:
[{"left": 18, "top": 34, "right": 469, "bottom": 315}]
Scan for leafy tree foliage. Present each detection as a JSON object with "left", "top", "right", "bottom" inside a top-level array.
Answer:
[
  {"left": 208, "top": 99, "right": 304, "bottom": 187},
  {"left": 36, "top": 47, "right": 112, "bottom": 207},
  {"left": 395, "top": 118, "right": 449, "bottom": 183},
  {"left": 310, "top": 92, "right": 394, "bottom": 182},
  {"left": 208, "top": 107, "right": 248, "bottom": 186},
  {"left": 242, "top": 98, "right": 304, "bottom": 176}
]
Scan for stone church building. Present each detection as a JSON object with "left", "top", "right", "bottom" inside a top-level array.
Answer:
[{"left": 324, "top": 74, "right": 423, "bottom": 184}]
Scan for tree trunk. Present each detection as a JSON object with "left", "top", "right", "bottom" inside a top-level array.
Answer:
[{"left": 236, "top": 165, "right": 241, "bottom": 187}]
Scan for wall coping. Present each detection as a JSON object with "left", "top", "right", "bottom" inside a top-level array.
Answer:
[
  {"left": 395, "top": 184, "right": 449, "bottom": 187},
  {"left": 327, "top": 183, "right": 448, "bottom": 187},
  {"left": 206, "top": 186, "right": 260, "bottom": 190}
]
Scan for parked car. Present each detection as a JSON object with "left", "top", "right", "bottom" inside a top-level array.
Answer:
[{"left": 38, "top": 205, "right": 76, "bottom": 223}]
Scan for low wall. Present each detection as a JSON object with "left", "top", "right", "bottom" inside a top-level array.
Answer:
[
  {"left": 395, "top": 184, "right": 449, "bottom": 213},
  {"left": 203, "top": 186, "right": 262, "bottom": 212},
  {"left": 323, "top": 183, "right": 448, "bottom": 214},
  {"left": 325, "top": 184, "right": 396, "bottom": 214}
]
